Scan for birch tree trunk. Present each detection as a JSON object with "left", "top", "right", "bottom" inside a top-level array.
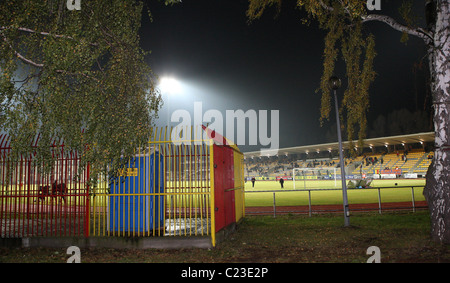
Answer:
[{"left": 423, "top": 0, "right": 450, "bottom": 243}]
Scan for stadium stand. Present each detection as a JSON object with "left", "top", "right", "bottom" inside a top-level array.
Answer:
[{"left": 244, "top": 132, "right": 435, "bottom": 180}]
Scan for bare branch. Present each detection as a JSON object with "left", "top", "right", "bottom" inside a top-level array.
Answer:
[
  {"left": 362, "top": 14, "right": 434, "bottom": 45},
  {"left": 1, "top": 36, "right": 44, "bottom": 68},
  {"left": 316, "top": 1, "right": 434, "bottom": 45},
  {"left": 317, "top": 0, "right": 334, "bottom": 12},
  {"left": 0, "top": 25, "right": 98, "bottom": 69},
  {"left": 1, "top": 26, "right": 74, "bottom": 40},
  {"left": 1, "top": 34, "right": 102, "bottom": 80},
  {"left": 0, "top": 26, "right": 98, "bottom": 46}
]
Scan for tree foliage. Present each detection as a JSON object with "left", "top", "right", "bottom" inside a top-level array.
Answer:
[
  {"left": 247, "top": 0, "right": 383, "bottom": 152},
  {"left": 0, "top": 0, "right": 163, "bottom": 183}
]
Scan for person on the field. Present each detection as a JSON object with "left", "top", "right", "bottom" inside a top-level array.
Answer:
[
  {"left": 279, "top": 177, "right": 284, "bottom": 188},
  {"left": 251, "top": 177, "right": 256, "bottom": 188}
]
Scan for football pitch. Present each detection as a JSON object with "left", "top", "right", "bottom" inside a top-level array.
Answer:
[{"left": 244, "top": 179, "right": 426, "bottom": 207}]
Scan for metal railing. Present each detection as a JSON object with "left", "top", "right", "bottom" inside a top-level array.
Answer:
[{"left": 245, "top": 186, "right": 427, "bottom": 217}]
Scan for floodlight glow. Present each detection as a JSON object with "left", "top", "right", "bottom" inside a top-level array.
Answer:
[{"left": 159, "top": 77, "right": 181, "bottom": 94}]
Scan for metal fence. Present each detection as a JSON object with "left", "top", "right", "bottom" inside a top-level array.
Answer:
[
  {"left": 245, "top": 185, "right": 427, "bottom": 217},
  {"left": 89, "top": 130, "right": 215, "bottom": 239},
  {"left": 0, "top": 127, "right": 245, "bottom": 247},
  {"left": 0, "top": 134, "right": 90, "bottom": 238}
]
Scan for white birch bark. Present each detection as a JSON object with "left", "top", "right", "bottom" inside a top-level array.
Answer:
[{"left": 423, "top": 0, "right": 450, "bottom": 243}]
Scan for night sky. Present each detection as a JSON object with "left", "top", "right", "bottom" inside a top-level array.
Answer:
[{"left": 141, "top": 0, "right": 430, "bottom": 153}]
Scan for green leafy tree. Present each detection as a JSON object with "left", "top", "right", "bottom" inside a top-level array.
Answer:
[
  {"left": 247, "top": 0, "right": 450, "bottom": 243},
  {"left": 0, "top": 0, "right": 178, "bottom": 182}
]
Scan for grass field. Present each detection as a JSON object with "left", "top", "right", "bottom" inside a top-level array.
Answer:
[
  {"left": 244, "top": 179, "right": 426, "bottom": 207},
  {"left": 3, "top": 211, "right": 449, "bottom": 263}
]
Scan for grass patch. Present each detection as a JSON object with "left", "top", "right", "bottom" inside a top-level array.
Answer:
[
  {"left": 2, "top": 211, "right": 450, "bottom": 263},
  {"left": 245, "top": 179, "right": 426, "bottom": 207}
]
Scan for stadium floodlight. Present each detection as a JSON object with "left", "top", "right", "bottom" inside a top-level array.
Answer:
[
  {"left": 329, "top": 75, "right": 350, "bottom": 227},
  {"left": 158, "top": 77, "right": 182, "bottom": 127},
  {"left": 159, "top": 77, "right": 181, "bottom": 94}
]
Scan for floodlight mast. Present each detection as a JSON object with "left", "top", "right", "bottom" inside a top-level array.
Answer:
[{"left": 329, "top": 75, "right": 350, "bottom": 227}]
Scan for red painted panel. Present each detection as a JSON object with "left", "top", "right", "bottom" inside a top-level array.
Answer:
[
  {"left": 224, "top": 146, "right": 235, "bottom": 227},
  {"left": 213, "top": 144, "right": 225, "bottom": 232},
  {"left": 214, "top": 145, "right": 236, "bottom": 232}
]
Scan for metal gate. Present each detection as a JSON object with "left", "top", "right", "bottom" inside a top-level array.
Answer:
[
  {"left": 89, "top": 127, "right": 216, "bottom": 239},
  {"left": 0, "top": 134, "right": 90, "bottom": 238}
]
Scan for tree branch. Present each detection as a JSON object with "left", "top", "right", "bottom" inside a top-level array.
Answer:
[
  {"left": 1, "top": 33, "right": 102, "bottom": 82},
  {"left": 1, "top": 36, "right": 44, "bottom": 68},
  {"left": 1, "top": 26, "right": 74, "bottom": 40},
  {"left": 317, "top": 0, "right": 334, "bottom": 12},
  {"left": 361, "top": 14, "right": 434, "bottom": 45},
  {"left": 316, "top": 1, "right": 434, "bottom": 45},
  {"left": 0, "top": 26, "right": 98, "bottom": 46},
  {"left": 0, "top": 25, "right": 99, "bottom": 69}
]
